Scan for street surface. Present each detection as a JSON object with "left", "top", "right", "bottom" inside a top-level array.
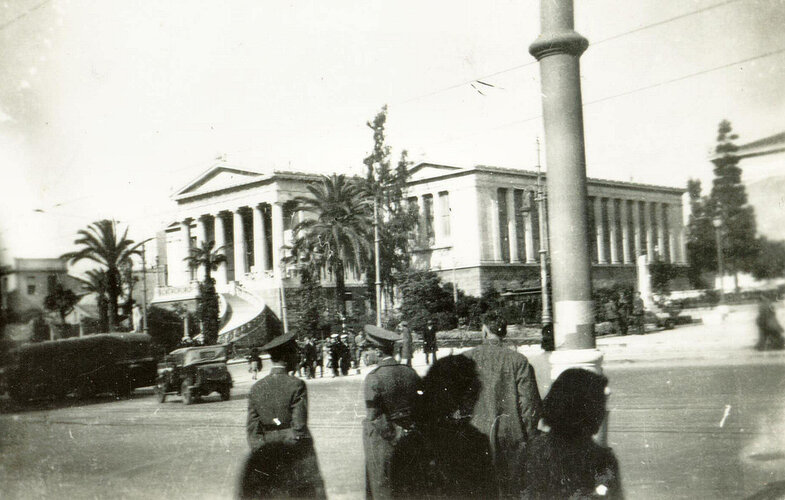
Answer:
[{"left": 2, "top": 303, "right": 785, "bottom": 499}]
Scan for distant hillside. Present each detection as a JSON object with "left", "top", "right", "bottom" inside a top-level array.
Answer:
[{"left": 746, "top": 175, "right": 785, "bottom": 241}]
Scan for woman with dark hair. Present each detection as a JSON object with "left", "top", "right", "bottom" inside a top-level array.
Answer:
[
  {"left": 390, "top": 355, "right": 496, "bottom": 499},
  {"left": 522, "top": 368, "right": 622, "bottom": 499}
]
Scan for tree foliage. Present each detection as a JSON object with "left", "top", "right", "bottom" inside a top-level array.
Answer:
[
  {"left": 184, "top": 240, "right": 227, "bottom": 345},
  {"left": 61, "top": 220, "right": 144, "bottom": 330},
  {"left": 361, "top": 106, "right": 419, "bottom": 311},
  {"left": 649, "top": 258, "right": 679, "bottom": 296},
  {"left": 73, "top": 269, "right": 110, "bottom": 332},
  {"left": 398, "top": 270, "right": 457, "bottom": 333},
  {"left": 291, "top": 174, "right": 372, "bottom": 315},
  {"left": 43, "top": 281, "right": 79, "bottom": 324},
  {"left": 750, "top": 237, "right": 785, "bottom": 280}
]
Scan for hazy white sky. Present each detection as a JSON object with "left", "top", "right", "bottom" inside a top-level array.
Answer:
[{"left": 1, "top": 0, "right": 784, "bottom": 264}]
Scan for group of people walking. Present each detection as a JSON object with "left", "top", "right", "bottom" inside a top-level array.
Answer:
[
  {"left": 239, "top": 312, "right": 622, "bottom": 499},
  {"left": 604, "top": 291, "right": 645, "bottom": 336}
]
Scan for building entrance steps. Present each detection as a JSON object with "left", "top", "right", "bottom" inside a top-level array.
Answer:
[{"left": 217, "top": 289, "right": 267, "bottom": 344}]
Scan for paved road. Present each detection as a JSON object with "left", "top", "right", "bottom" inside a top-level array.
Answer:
[{"left": 2, "top": 353, "right": 785, "bottom": 499}]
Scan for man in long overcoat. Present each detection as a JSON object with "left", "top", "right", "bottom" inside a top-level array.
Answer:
[
  {"left": 462, "top": 313, "right": 542, "bottom": 498},
  {"left": 244, "top": 332, "right": 325, "bottom": 498},
  {"left": 362, "top": 324, "right": 422, "bottom": 499},
  {"left": 397, "top": 321, "right": 413, "bottom": 367}
]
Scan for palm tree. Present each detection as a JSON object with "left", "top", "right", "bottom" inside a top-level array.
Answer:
[
  {"left": 74, "top": 269, "right": 111, "bottom": 332},
  {"left": 183, "top": 240, "right": 227, "bottom": 345},
  {"left": 291, "top": 174, "right": 373, "bottom": 315},
  {"left": 62, "top": 220, "right": 145, "bottom": 331}
]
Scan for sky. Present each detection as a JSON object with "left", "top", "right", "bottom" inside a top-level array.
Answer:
[{"left": 1, "top": 0, "right": 784, "bottom": 266}]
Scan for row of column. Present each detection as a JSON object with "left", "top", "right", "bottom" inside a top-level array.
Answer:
[
  {"left": 410, "top": 191, "right": 451, "bottom": 247},
  {"left": 180, "top": 202, "right": 285, "bottom": 285},
  {"left": 591, "top": 197, "right": 685, "bottom": 265},
  {"left": 490, "top": 187, "right": 539, "bottom": 264}
]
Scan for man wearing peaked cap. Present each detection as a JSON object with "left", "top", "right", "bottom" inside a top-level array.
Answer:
[
  {"left": 245, "top": 331, "right": 325, "bottom": 497},
  {"left": 362, "top": 324, "right": 422, "bottom": 499}
]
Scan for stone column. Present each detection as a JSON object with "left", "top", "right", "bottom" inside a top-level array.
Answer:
[
  {"left": 530, "top": 0, "right": 599, "bottom": 360},
  {"left": 644, "top": 202, "right": 655, "bottom": 259},
  {"left": 679, "top": 226, "right": 687, "bottom": 264},
  {"left": 271, "top": 202, "right": 285, "bottom": 279},
  {"left": 489, "top": 188, "right": 502, "bottom": 261},
  {"left": 252, "top": 204, "right": 268, "bottom": 272},
  {"left": 524, "top": 191, "right": 536, "bottom": 263},
  {"left": 507, "top": 188, "right": 519, "bottom": 263},
  {"left": 233, "top": 208, "right": 247, "bottom": 280},
  {"left": 620, "top": 199, "right": 631, "bottom": 264},
  {"left": 632, "top": 200, "right": 642, "bottom": 259},
  {"left": 432, "top": 192, "right": 443, "bottom": 246},
  {"left": 180, "top": 219, "right": 192, "bottom": 283},
  {"left": 195, "top": 216, "right": 208, "bottom": 281},
  {"left": 656, "top": 202, "right": 666, "bottom": 262},
  {"left": 608, "top": 198, "right": 619, "bottom": 264},
  {"left": 594, "top": 197, "right": 607, "bottom": 264},
  {"left": 213, "top": 213, "right": 228, "bottom": 285}
]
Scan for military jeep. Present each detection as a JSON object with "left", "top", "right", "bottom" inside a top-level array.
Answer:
[{"left": 155, "top": 345, "right": 232, "bottom": 405}]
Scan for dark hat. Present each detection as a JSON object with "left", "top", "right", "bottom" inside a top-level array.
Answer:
[
  {"left": 259, "top": 331, "right": 297, "bottom": 353},
  {"left": 363, "top": 324, "right": 400, "bottom": 347}
]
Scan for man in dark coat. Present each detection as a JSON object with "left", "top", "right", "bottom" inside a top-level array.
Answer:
[
  {"left": 245, "top": 332, "right": 325, "bottom": 498},
  {"left": 397, "top": 321, "right": 413, "bottom": 367},
  {"left": 422, "top": 319, "right": 438, "bottom": 365},
  {"left": 462, "top": 312, "right": 542, "bottom": 498},
  {"left": 363, "top": 324, "right": 422, "bottom": 499},
  {"left": 631, "top": 292, "right": 645, "bottom": 335}
]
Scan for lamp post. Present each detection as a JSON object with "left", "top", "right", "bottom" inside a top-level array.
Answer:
[
  {"left": 712, "top": 217, "right": 725, "bottom": 304},
  {"left": 535, "top": 138, "right": 552, "bottom": 328},
  {"left": 373, "top": 199, "right": 382, "bottom": 327}
]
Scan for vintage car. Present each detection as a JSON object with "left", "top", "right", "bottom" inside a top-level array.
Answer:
[{"left": 155, "top": 345, "right": 232, "bottom": 404}]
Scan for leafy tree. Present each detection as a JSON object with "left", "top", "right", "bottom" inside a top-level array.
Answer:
[
  {"left": 147, "top": 306, "right": 185, "bottom": 352},
  {"left": 649, "top": 258, "right": 679, "bottom": 296},
  {"left": 30, "top": 314, "right": 51, "bottom": 342},
  {"left": 708, "top": 120, "right": 758, "bottom": 287},
  {"left": 685, "top": 179, "right": 714, "bottom": 287},
  {"left": 293, "top": 266, "right": 323, "bottom": 339},
  {"left": 291, "top": 174, "right": 372, "bottom": 315},
  {"left": 73, "top": 269, "right": 110, "bottom": 332},
  {"left": 61, "top": 220, "right": 144, "bottom": 330},
  {"left": 183, "top": 240, "right": 227, "bottom": 345},
  {"left": 43, "top": 281, "right": 79, "bottom": 325},
  {"left": 398, "top": 270, "right": 456, "bottom": 333},
  {"left": 361, "top": 106, "right": 419, "bottom": 313},
  {"left": 750, "top": 237, "right": 785, "bottom": 280}
]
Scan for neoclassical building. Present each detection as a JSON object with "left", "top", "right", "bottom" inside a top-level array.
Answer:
[{"left": 153, "top": 161, "right": 686, "bottom": 344}]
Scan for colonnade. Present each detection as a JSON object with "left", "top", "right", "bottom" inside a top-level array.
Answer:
[{"left": 178, "top": 201, "right": 286, "bottom": 285}]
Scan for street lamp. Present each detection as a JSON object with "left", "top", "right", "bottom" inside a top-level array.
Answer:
[
  {"left": 534, "top": 138, "right": 552, "bottom": 328},
  {"left": 712, "top": 217, "right": 725, "bottom": 304}
]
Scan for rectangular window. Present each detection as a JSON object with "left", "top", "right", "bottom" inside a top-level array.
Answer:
[
  {"left": 514, "top": 190, "right": 526, "bottom": 262},
  {"left": 26, "top": 276, "right": 36, "bottom": 295},
  {"left": 438, "top": 191, "right": 451, "bottom": 241},
  {"left": 423, "top": 194, "right": 435, "bottom": 247},
  {"left": 407, "top": 197, "right": 420, "bottom": 245}
]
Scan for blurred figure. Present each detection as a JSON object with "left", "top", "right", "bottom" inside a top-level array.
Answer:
[
  {"left": 363, "top": 324, "right": 422, "bottom": 499},
  {"left": 397, "top": 321, "right": 413, "bottom": 367},
  {"left": 391, "top": 355, "right": 496, "bottom": 498},
  {"left": 523, "top": 368, "right": 622, "bottom": 500},
  {"left": 604, "top": 298, "right": 619, "bottom": 335},
  {"left": 247, "top": 348, "right": 261, "bottom": 380},
  {"left": 462, "top": 311, "right": 542, "bottom": 498},
  {"left": 354, "top": 330, "right": 366, "bottom": 374},
  {"left": 243, "top": 332, "right": 325, "bottom": 498},
  {"left": 302, "top": 337, "right": 318, "bottom": 379},
  {"left": 755, "top": 294, "right": 785, "bottom": 351},
  {"left": 422, "top": 318, "right": 438, "bottom": 365},
  {"left": 631, "top": 292, "right": 645, "bottom": 335},
  {"left": 617, "top": 292, "right": 630, "bottom": 336}
]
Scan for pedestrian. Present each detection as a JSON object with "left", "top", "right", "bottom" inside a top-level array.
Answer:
[
  {"left": 339, "top": 334, "right": 352, "bottom": 376},
  {"left": 315, "top": 340, "right": 325, "bottom": 378},
  {"left": 522, "top": 368, "right": 622, "bottom": 500},
  {"left": 462, "top": 311, "right": 542, "bottom": 498},
  {"left": 423, "top": 318, "right": 438, "bottom": 365},
  {"left": 398, "top": 321, "right": 413, "bottom": 368},
  {"left": 354, "top": 330, "right": 366, "bottom": 374},
  {"left": 363, "top": 324, "right": 422, "bottom": 499},
  {"left": 604, "top": 298, "right": 619, "bottom": 335},
  {"left": 390, "top": 355, "right": 496, "bottom": 499},
  {"left": 632, "top": 291, "right": 645, "bottom": 335},
  {"left": 755, "top": 294, "right": 785, "bottom": 351},
  {"left": 328, "top": 334, "right": 341, "bottom": 377},
  {"left": 247, "top": 348, "right": 261, "bottom": 380},
  {"left": 303, "top": 337, "right": 318, "bottom": 379},
  {"left": 617, "top": 291, "right": 630, "bottom": 336},
  {"left": 243, "top": 331, "right": 326, "bottom": 498}
]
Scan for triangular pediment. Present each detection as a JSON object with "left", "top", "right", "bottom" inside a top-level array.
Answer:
[
  {"left": 408, "top": 162, "right": 464, "bottom": 182},
  {"left": 174, "top": 164, "right": 265, "bottom": 198}
]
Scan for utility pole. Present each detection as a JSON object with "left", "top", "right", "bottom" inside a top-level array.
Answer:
[
  {"left": 141, "top": 241, "right": 149, "bottom": 334},
  {"left": 530, "top": 0, "right": 602, "bottom": 378},
  {"left": 535, "top": 138, "right": 552, "bottom": 327},
  {"left": 713, "top": 217, "right": 725, "bottom": 304},
  {"left": 374, "top": 199, "right": 382, "bottom": 327}
]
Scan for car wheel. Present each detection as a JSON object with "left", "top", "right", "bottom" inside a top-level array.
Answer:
[
  {"left": 155, "top": 383, "right": 167, "bottom": 403},
  {"left": 219, "top": 386, "right": 231, "bottom": 401},
  {"left": 181, "top": 380, "right": 193, "bottom": 405}
]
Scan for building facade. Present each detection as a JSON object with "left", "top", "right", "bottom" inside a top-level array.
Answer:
[
  {"left": 0, "top": 258, "right": 81, "bottom": 321},
  {"left": 155, "top": 161, "right": 686, "bottom": 334}
]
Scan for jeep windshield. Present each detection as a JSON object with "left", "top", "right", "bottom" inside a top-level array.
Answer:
[{"left": 182, "top": 347, "right": 227, "bottom": 367}]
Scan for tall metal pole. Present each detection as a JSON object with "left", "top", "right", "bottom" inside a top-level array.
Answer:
[
  {"left": 141, "top": 241, "right": 149, "bottom": 334},
  {"left": 280, "top": 263, "right": 289, "bottom": 333},
  {"left": 713, "top": 218, "right": 725, "bottom": 304},
  {"left": 374, "top": 199, "right": 382, "bottom": 327},
  {"left": 530, "top": 0, "right": 602, "bottom": 376},
  {"left": 535, "top": 138, "right": 552, "bottom": 326}
]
